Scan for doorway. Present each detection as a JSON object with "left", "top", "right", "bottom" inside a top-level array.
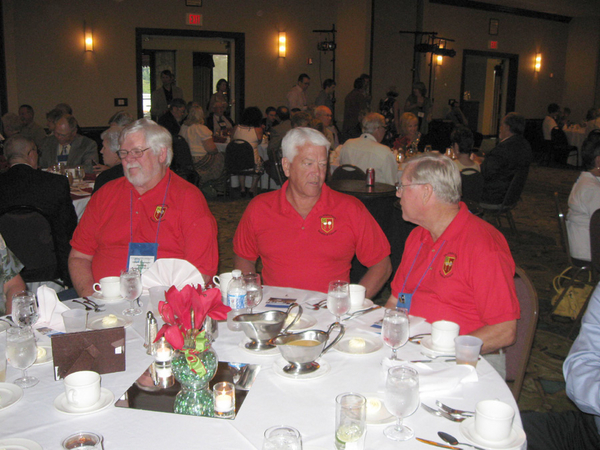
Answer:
[{"left": 460, "top": 50, "right": 518, "bottom": 137}]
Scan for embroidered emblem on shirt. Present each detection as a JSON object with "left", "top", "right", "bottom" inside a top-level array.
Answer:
[
  {"left": 153, "top": 205, "right": 168, "bottom": 222},
  {"left": 319, "top": 215, "right": 335, "bottom": 235},
  {"left": 441, "top": 253, "right": 456, "bottom": 277}
]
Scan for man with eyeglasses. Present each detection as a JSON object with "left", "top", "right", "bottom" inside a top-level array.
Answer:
[
  {"left": 233, "top": 127, "right": 391, "bottom": 296},
  {"left": 339, "top": 112, "right": 397, "bottom": 185},
  {"left": 286, "top": 74, "right": 311, "bottom": 111},
  {"left": 68, "top": 119, "right": 218, "bottom": 297},
  {"left": 384, "top": 153, "right": 520, "bottom": 377}
]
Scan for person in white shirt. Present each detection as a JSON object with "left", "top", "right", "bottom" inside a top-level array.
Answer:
[
  {"left": 543, "top": 103, "right": 561, "bottom": 141},
  {"left": 286, "top": 74, "right": 310, "bottom": 111}
]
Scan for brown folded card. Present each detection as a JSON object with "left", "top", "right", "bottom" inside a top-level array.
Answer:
[{"left": 51, "top": 327, "right": 126, "bottom": 380}]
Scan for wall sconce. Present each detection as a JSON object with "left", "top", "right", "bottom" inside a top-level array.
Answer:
[
  {"left": 535, "top": 53, "right": 541, "bottom": 72},
  {"left": 436, "top": 55, "right": 443, "bottom": 66},
  {"left": 84, "top": 22, "right": 94, "bottom": 52},
  {"left": 278, "top": 32, "right": 286, "bottom": 58}
]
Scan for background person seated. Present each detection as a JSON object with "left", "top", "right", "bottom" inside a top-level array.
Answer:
[
  {"left": 393, "top": 112, "right": 421, "bottom": 151},
  {"left": 206, "top": 101, "right": 234, "bottom": 137},
  {"left": 93, "top": 126, "right": 124, "bottom": 193},
  {"left": 0, "top": 233, "right": 26, "bottom": 315},
  {"left": 450, "top": 125, "right": 479, "bottom": 172}
]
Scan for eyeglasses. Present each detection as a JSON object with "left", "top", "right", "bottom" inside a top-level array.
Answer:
[
  {"left": 117, "top": 147, "right": 151, "bottom": 159},
  {"left": 396, "top": 183, "right": 427, "bottom": 191}
]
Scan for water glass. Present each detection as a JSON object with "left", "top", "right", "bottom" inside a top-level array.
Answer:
[
  {"left": 11, "top": 291, "right": 39, "bottom": 327},
  {"left": 381, "top": 307, "right": 409, "bottom": 360},
  {"left": 62, "top": 432, "right": 103, "bottom": 449},
  {"left": 335, "top": 393, "right": 366, "bottom": 449},
  {"left": 327, "top": 280, "right": 350, "bottom": 322},
  {"left": 243, "top": 273, "right": 263, "bottom": 313},
  {"left": 262, "top": 426, "right": 302, "bottom": 450},
  {"left": 384, "top": 366, "right": 419, "bottom": 441},
  {"left": 75, "top": 165, "right": 86, "bottom": 184},
  {"left": 121, "top": 269, "right": 142, "bottom": 316},
  {"left": 6, "top": 326, "right": 38, "bottom": 388}
]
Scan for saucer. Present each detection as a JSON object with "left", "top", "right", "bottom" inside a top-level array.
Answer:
[
  {"left": 54, "top": 388, "right": 114, "bottom": 415},
  {"left": 238, "top": 339, "right": 280, "bottom": 356},
  {"left": 421, "top": 336, "right": 456, "bottom": 356},
  {"left": 0, "top": 383, "right": 24, "bottom": 411},
  {"left": 33, "top": 345, "right": 53, "bottom": 365},
  {"left": 0, "top": 320, "right": 10, "bottom": 332},
  {"left": 88, "top": 315, "right": 132, "bottom": 330},
  {"left": 288, "top": 314, "right": 317, "bottom": 331},
  {"left": 0, "top": 438, "right": 42, "bottom": 450},
  {"left": 335, "top": 333, "right": 383, "bottom": 355},
  {"left": 349, "top": 298, "right": 374, "bottom": 313},
  {"left": 362, "top": 393, "right": 395, "bottom": 425},
  {"left": 460, "top": 417, "right": 526, "bottom": 450},
  {"left": 91, "top": 292, "right": 125, "bottom": 304},
  {"left": 273, "top": 357, "right": 331, "bottom": 380}
]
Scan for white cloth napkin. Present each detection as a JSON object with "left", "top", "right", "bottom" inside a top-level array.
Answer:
[
  {"left": 142, "top": 258, "right": 205, "bottom": 291},
  {"left": 35, "top": 285, "right": 69, "bottom": 332},
  {"left": 379, "top": 358, "right": 478, "bottom": 393}
]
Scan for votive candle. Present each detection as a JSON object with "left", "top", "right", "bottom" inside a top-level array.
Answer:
[{"left": 213, "top": 381, "right": 235, "bottom": 418}]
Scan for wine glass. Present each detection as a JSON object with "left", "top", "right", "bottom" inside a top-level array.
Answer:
[
  {"left": 243, "top": 273, "right": 262, "bottom": 313},
  {"left": 384, "top": 366, "right": 419, "bottom": 441},
  {"left": 75, "top": 165, "right": 85, "bottom": 184},
  {"left": 327, "top": 280, "right": 350, "bottom": 322},
  {"left": 121, "top": 269, "right": 142, "bottom": 316},
  {"left": 382, "top": 307, "right": 409, "bottom": 360},
  {"left": 6, "top": 326, "right": 38, "bottom": 388},
  {"left": 11, "top": 291, "right": 39, "bottom": 328}
]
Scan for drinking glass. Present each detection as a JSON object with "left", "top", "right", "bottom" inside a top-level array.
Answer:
[
  {"left": 243, "top": 273, "right": 262, "bottom": 313},
  {"left": 121, "top": 268, "right": 142, "bottom": 316},
  {"left": 11, "top": 291, "right": 39, "bottom": 328},
  {"left": 384, "top": 366, "right": 419, "bottom": 441},
  {"left": 262, "top": 425, "right": 302, "bottom": 450},
  {"left": 6, "top": 327, "right": 38, "bottom": 388},
  {"left": 382, "top": 307, "right": 409, "bottom": 360},
  {"left": 75, "top": 165, "right": 85, "bottom": 184},
  {"left": 327, "top": 280, "right": 350, "bottom": 322}
]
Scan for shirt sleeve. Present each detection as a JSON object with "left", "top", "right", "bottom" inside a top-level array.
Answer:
[
  {"left": 352, "top": 201, "right": 391, "bottom": 268},
  {"left": 0, "top": 235, "right": 24, "bottom": 283},
  {"left": 233, "top": 201, "right": 259, "bottom": 262}
]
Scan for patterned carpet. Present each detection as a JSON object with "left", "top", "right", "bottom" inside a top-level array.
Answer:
[{"left": 206, "top": 165, "right": 584, "bottom": 414}]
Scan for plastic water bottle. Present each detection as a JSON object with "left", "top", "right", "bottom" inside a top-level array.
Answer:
[{"left": 226, "top": 270, "right": 248, "bottom": 331}]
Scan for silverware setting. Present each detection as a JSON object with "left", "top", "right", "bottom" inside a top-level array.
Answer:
[
  {"left": 438, "top": 431, "right": 486, "bottom": 450},
  {"left": 342, "top": 305, "right": 382, "bottom": 322},
  {"left": 421, "top": 403, "right": 467, "bottom": 422},
  {"left": 436, "top": 400, "right": 475, "bottom": 417},
  {"left": 306, "top": 299, "right": 327, "bottom": 310},
  {"left": 408, "top": 333, "right": 430, "bottom": 343},
  {"left": 74, "top": 298, "right": 106, "bottom": 313}
]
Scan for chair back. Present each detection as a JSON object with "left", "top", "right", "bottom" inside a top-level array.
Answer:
[
  {"left": 331, "top": 164, "right": 366, "bottom": 181},
  {"left": 0, "top": 205, "right": 58, "bottom": 283},
  {"left": 225, "top": 139, "right": 255, "bottom": 175},
  {"left": 265, "top": 146, "right": 287, "bottom": 186},
  {"left": 502, "top": 167, "right": 529, "bottom": 208},
  {"left": 590, "top": 209, "right": 600, "bottom": 277},
  {"left": 460, "top": 168, "right": 484, "bottom": 202},
  {"left": 553, "top": 192, "right": 589, "bottom": 268},
  {"left": 505, "top": 266, "right": 539, "bottom": 401},
  {"left": 551, "top": 127, "right": 569, "bottom": 147}
]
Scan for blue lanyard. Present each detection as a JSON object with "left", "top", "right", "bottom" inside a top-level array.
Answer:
[
  {"left": 129, "top": 172, "right": 172, "bottom": 244},
  {"left": 400, "top": 240, "right": 446, "bottom": 295}
]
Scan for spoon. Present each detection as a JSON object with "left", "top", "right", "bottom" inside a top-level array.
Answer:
[{"left": 438, "top": 431, "right": 486, "bottom": 450}]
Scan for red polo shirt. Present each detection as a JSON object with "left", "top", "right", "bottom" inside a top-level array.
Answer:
[
  {"left": 391, "top": 202, "right": 520, "bottom": 334},
  {"left": 71, "top": 169, "right": 218, "bottom": 281},
  {"left": 233, "top": 181, "right": 390, "bottom": 293}
]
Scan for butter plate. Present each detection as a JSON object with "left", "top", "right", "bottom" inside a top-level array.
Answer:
[
  {"left": 334, "top": 333, "right": 382, "bottom": 355},
  {"left": 0, "top": 383, "right": 24, "bottom": 411},
  {"left": 0, "top": 438, "right": 42, "bottom": 450},
  {"left": 88, "top": 315, "right": 132, "bottom": 330}
]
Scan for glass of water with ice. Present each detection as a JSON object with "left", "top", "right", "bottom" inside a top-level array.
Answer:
[
  {"left": 243, "top": 273, "right": 262, "bottom": 313},
  {"left": 262, "top": 425, "right": 302, "bottom": 450},
  {"left": 327, "top": 280, "right": 350, "bottom": 323}
]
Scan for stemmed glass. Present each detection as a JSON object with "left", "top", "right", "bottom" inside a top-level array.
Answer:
[
  {"left": 121, "top": 269, "right": 143, "bottom": 316},
  {"left": 327, "top": 280, "right": 350, "bottom": 323},
  {"left": 243, "top": 273, "right": 262, "bottom": 313},
  {"left": 11, "top": 291, "right": 39, "bottom": 328},
  {"left": 6, "top": 327, "right": 38, "bottom": 388},
  {"left": 382, "top": 307, "right": 409, "bottom": 360},
  {"left": 74, "top": 166, "right": 85, "bottom": 185},
  {"left": 384, "top": 366, "right": 420, "bottom": 440}
]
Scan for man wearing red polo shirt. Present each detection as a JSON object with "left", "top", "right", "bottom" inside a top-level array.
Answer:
[
  {"left": 233, "top": 127, "right": 391, "bottom": 298},
  {"left": 68, "top": 119, "right": 218, "bottom": 297},
  {"left": 385, "top": 154, "right": 520, "bottom": 366}
]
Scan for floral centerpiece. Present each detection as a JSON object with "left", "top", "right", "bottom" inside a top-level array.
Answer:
[{"left": 155, "top": 284, "right": 231, "bottom": 416}]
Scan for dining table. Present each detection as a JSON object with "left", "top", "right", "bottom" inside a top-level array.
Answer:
[
  {"left": 216, "top": 140, "right": 271, "bottom": 189},
  {"left": 564, "top": 125, "right": 586, "bottom": 167},
  {"left": 0, "top": 285, "right": 526, "bottom": 449}
]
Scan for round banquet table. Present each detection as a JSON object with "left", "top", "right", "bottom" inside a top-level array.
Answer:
[
  {"left": 327, "top": 179, "right": 396, "bottom": 199},
  {"left": 1, "top": 286, "right": 525, "bottom": 449}
]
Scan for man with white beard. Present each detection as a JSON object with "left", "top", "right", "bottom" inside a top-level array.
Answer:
[{"left": 68, "top": 119, "right": 218, "bottom": 297}]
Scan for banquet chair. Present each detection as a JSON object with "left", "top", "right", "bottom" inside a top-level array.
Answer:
[
  {"left": 264, "top": 147, "right": 286, "bottom": 189},
  {"left": 590, "top": 209, "right": 600, "bottom": 279},
  {"left": 506, "top": 266, "right": 539, "bottom": 401},
  {"left": 479, "top": 168, "right": 529, "bottom": 237},
  {"left": 460, "top": 168, "right": 484, "bottom": 203},
  {"left": 0, "top": 205, "right": 62, "bottom": 285},
  {"left": 225, "top": 139, "right": 262, "bottom": 194},
  {"left": 331, "top": 165, "right": 366, "bottom": 181}
]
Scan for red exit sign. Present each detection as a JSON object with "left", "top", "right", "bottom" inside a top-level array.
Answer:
[
  {"left": 489, "top": 40, "right": 498, "bottom": 49},
  {"left": 187, "top": 13, "right": 203, "bottom": 26}
]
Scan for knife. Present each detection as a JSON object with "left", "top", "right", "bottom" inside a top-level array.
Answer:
[
  {"left": 342, "top": 305, "right": 382, "bottom": 321},
  {"left": 416, "top": 437, "right": 461, "bottom": 449}
]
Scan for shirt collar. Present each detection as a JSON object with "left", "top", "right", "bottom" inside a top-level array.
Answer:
[{"left": 278, "top": 180, "right": 331, "bottom": 216}]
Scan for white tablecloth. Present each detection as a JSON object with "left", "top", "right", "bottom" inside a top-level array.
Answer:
[{"left": 1, "top": 286, "right": 524, "bottom": 449}]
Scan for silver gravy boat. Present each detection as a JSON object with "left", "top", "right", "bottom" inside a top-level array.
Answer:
[
  {"left": 233, "top": 304, "right": 302, "bottom": 351},
  {"left": 270, "top": 322, "right": 345, "bottom": 375}
]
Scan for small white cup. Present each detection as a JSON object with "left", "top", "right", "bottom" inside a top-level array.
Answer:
[
  {"left": 475, "top": 399, "right": 515, "bottom": 442},
  {"left": 148, "top": 285, "right": 169, "bottom": 316},
  {"left": 454, "top": 335, "right": 483, "bottom": 367},
  {"left": 92, "top": 276, "right": 121, "bottom": 298},
  {"left": 213, "top": 272, "right": 233, "bottom": 302},
  {"left": 62, "top": 309, "right": 88, "bottom": 333},
  {"left": 64, "top": 371, "right": 101, "bottom": 408},
  {"left": 431, "top": 320, "right": 460, "bottom": 350},
  {"left": 349, "top": 284, "right": 366, "bottom": 309}
]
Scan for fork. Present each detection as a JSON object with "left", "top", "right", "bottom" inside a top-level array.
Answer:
[
  {"left": 307, "top": 299, "right": 327, "bottom": 310},
  {"left": 81, "top": 299, "right": 105, "bottom": 313},
  {"left": 421, "top": 403, "right": 467, "bottom": 422},
  {"left": 436, "top": 400, "right": 475, "bottom": 417},
  {"left": 73, "top": 299, "right": 94, "bottom": 311},
  {"left": 420, "top": 352, "right": 455, "bottom": 359}
]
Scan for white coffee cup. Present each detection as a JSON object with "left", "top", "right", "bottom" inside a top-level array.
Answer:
[
  {"left": 93, "top": 276, "right": 120, "bottom": 299},
  {"left": 213, "top": 272, "right": 233, "bottom": 301},
  {"left": 431, "top": 320, "right": 460, "bottom": 350},
  {"left": 62, "top": 309, "right": 88, "bottom": 333},
  {"left": 64, "top": 371, "right": 101, "bottom": 408},
  {"left": 475, "top": 399, "right": 515, "bottom": 442},
  {"left": 349, "top": 284, "right": 366, "bottom": 309}
]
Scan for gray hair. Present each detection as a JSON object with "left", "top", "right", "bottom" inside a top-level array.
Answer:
[
  {"left": 108, "top": 111, "right": 133, "bottom": 127},
  {"left": 1, "top": 113, "right": 22, "bottom": 135},
  {"left": 100, "top": 126, "right": 123, "bottom": 153},
  {"left": 361, "top": 112, "right": 385, "bottom": 135},
  {"left": 184, "top": 106, "right": 205, "bottom": 126},
  {"left": 404, "top": 153, "right": 461, "bottom": 204},
  {"left": 120, "top": 119, "right": 173, "bottom": 166},
  {"left": 4, "top": 135, "right": 34, "bottom": 164},
  {"left": 282, "top": 127, "right": 330, "bottom": 162}
]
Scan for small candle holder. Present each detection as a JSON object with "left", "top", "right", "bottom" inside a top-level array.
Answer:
[
  {"left": 153, "top": 337, "right": 173, "bottom": 367},
  {"left": 213, "top": 381, "right": 235, "bottom": 418}
]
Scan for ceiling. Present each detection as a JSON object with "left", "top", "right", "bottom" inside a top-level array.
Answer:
[{"left": 475, "top": 0, "right": 600, "bottom": 19}]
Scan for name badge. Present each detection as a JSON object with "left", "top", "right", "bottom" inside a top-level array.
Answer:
[
  {"left": 396, "top": 292, "right": 412, "bottom": 312},
  {"left": 128, "top": 242, "right": 158, "bottom": 273},
  {"left": 57, "top": 154, "right": 68, "bottom": 163},
  {"left": 417, "top": 111, "right": 425, "bottom": 118}
]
